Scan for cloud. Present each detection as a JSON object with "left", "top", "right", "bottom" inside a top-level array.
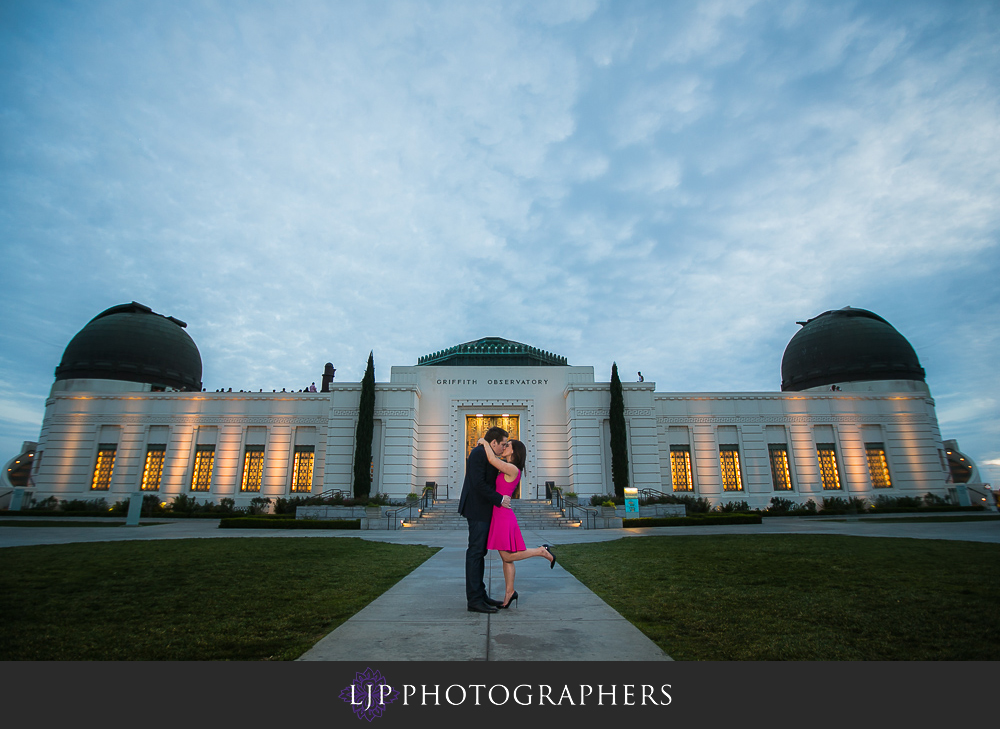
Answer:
[{"left": 0, "top": 0, "right": 997, "bottom": 475}]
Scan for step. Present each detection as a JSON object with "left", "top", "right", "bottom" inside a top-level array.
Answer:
[{"left": 402, "top": 498, "right": 581, "bottom": 530}]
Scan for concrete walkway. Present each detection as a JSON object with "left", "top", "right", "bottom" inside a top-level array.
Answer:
[
  {"left": 2, "top": 513, "right": 998, "bottom": 661},
  {"left": 297, "top": 529, "right": 671, "bottom": 661}
]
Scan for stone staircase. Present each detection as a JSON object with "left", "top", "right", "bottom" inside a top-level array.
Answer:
[{"left": 402, "top": 499, "right": 580, "bottom": 530}]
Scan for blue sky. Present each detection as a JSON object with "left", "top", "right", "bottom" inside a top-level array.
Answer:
[{"left": 2, "top": 0, "right": 998, "bottom": 484}]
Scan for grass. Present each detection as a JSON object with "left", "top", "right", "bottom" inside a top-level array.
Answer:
[
  {"left": 823, "top": 515, "right": 1000, "bottom": 524},
  {"left": 555, "top": 534, "right": 1000, "bottom": 660},
  {"left": 0, "top": 537, "right": 438, "bottom": 660},
  {"left": 0, "top": 520, "right": 164, "bottom": 528},
  {"left": 5, "top": 531, "right": 997, "bottom": 661}
]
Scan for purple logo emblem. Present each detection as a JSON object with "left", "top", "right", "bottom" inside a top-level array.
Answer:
[{"left": 339, "top": 667, "right": 399, "bottom": 721}]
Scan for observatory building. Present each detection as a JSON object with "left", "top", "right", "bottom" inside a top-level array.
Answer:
[{"left": 11, "top": 302, "right": 990, "bottom": 512}]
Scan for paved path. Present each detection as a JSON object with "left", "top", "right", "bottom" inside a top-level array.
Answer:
[
  {"left": 2, "top": 513, "right": 997, "bottom": 661},
  {"left": 298, "top": 529, "right": 671, "bottom": 661}
]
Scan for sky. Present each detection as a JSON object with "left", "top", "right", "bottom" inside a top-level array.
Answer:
[{"left": 1, "top": 0, "right": 998, "bottom": 484}]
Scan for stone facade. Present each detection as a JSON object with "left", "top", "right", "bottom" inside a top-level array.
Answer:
[{"left": 26, "top": 362, "right": 955, "bottom": 511}]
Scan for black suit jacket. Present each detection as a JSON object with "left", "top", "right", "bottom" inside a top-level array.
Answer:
[{"left": 458, "top": 444, "right": 502, "bottom": 522}]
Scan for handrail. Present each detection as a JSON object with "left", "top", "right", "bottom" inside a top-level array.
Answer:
[
  {"left": 565, "top": 503, "right": 597, "bottom": 530},
  {"left": 385, "top": 502, "right": 421, "bottom": 530},
  {"left": 385, "top": 484, "right": 439, "bottom": 530},
  {"left": 420, "top": 485, "right": 435, "bottom": 512},
  {"left": 318, "top": 488, "right": 345, "bottom": 499},
  {"left": 966, "top": 483, "right": 998, "bottom": 511},
  {"left": 639, "top": 488, "right": 670, "bottom": 501},
  {"left": 545, "top": 482, "right": 563, "bottom": 508}
]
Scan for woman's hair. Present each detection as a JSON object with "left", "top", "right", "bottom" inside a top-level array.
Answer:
[{"left": 509, "top": 440, "right": 526, "bottom": 472}]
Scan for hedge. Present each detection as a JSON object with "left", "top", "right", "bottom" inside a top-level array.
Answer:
[
  {"left": 218, "top": 517, "right": 361, "bottom": 530},
  {"left": 623, "top": 513, "right": 763, "bottom": 528}
]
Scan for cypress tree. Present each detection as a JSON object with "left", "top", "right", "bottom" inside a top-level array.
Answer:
[
  {"left": 353, "top": 351, "right": 376, "bottom": 500},
  {"left": 609, "top": 361, "right": 629, "bottom": 498}
]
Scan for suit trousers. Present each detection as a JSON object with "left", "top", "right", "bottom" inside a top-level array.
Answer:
[{"left": 465, "top": 518, "right": 491, "bottom": 605}]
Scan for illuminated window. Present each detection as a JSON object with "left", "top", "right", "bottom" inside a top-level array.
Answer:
[
  {"left": 769, "top": 444, "right": 793, "bottom": 491},
  {"left": 242, "top": 446, "right": 264, "bottom": 492},
  {"left": 719, "top": 445, "right": 743, "bottom": 491},
  {"left": 670, "top": 445, "right": 693, "bottom": 491},
  {"left": 292, "top": 446, "right": 314, "bottom": 493},
  {"left": 191, "top": 445, "right": 215, "bottom": 491},
  {"left": 866, "top": 443, "right": 892, "bottom": 489},
  {"left": 91, "top": 444, "right": 117, "bottom": 490},
  {"left": 817, "top": 443, "right": 841, "bottom": 490},
  {"left": 141, "top": 445, "right": 166, "bottom": 491}
]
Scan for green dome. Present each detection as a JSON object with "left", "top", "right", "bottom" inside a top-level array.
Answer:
[
  {"left": 54, "top": 302, "right": 203, "bottom": 391},
  {"left": 781, "top": 307, "right": 925, "bottom": 391},
  {"left": 417, "top": 337, "right": 567, "bottom": 367}
]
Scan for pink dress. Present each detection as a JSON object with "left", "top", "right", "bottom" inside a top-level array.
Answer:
[{"left": 486, "top": 470, "right": 525, "bottom": 552}]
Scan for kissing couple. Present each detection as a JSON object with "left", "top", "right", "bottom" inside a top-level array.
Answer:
[{"left": 458, "top": 426, "right": 556, "bottom": 613}]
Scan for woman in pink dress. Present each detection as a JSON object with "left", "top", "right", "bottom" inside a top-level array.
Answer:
[{"left": 478, "top": 437, "right": 556, "bottom": 609}]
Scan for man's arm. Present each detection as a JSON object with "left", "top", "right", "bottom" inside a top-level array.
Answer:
[{"left": 470, "top": 446, "right": 504, "bottom": 508}]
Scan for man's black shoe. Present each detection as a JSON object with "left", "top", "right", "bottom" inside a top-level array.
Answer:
[
  {"left": 484, "top": 596, "right": 504, "bottom": 607},
  {"left": 467, "top": 601, "right": 498, "bottom": 613}
]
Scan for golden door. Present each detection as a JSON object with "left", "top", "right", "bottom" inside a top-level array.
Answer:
[{"left": 465, "top": 414, "right": 521, "bottom": 498}]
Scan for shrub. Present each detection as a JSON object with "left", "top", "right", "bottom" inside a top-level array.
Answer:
[
  {"left": 169, "top": 493, "right": 198, "bottom": 513},
  {"left": 142, "top": 494, "right": 163, "bottom": 515},
  {"left": 820, "top": 497, "right": 851, "bottom": 513},
  {"left": 924, "top": 492, "right": 947, "bottom": 507},
  {"left": 273, "top": 496, "right": 318, "bottom": 514},
  {"left": 110, "top": 499, "right": 131, "bottom": 515},
  {"left": 683, "top": 496, "right": 713, "bottom": 514},
  {"left": 218, "top": 517, "right": 361, "bottom": 530},
  {"left": 249, "top": 497, "right": 272, "bottom": 515},
  {"left": 591, "top": 493, "right": 622, "bottom": 507},
  {"left": 717, "top": 500, "right": 752, "bottom": 513},
  {"left": 767, "top": 497, "right": 796, "bottom": 514},
  {"left": 848, "top": 496, "right": 868, "bottom": 512},
  {"left": 30, "top": 496, "right": 60, "bottom": 511},
  {"left": 62, "top": 498, "right": 108, "bottom": 512},
  {"left": 623, "top": 513, "right": 763, "bottom": 528}
]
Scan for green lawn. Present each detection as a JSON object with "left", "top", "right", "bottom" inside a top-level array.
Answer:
[
  {"left": 4, "top": 533, "right": 998, "bottom": 661},
  {"left": 0, "top": 537, "right": 438, "bottom": 660},
  {"left": 0, "top": 520, "right": 164, "bottom": 528},
  {"left": 555, "top": 534, "right": 1000, "bottom": 660},
  {"left": 823, "top": 514, "right": 1000, "bottom": 524}
]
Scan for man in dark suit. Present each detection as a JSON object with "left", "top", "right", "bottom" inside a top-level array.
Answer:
[{"left": 458, "top": 425, "right": 510, "bottom": 613}]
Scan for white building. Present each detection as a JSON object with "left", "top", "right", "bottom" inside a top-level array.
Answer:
[{"left": 10, "top": 301, "right": 993, "bottom": 511}]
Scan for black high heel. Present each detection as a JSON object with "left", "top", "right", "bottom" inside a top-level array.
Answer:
[
  {"left": 543, "top": 544, "right": 557, "bottom": 569},
  {"left": 500, "top": 590, "right": 518, "bottom": 609}
]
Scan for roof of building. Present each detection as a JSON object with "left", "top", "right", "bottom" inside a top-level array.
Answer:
[
  {"left": 417, "top": 337, "right": 568, "bottom": 367},
  {"left": 780, "top": 306, "right": 925, "bottom": 391},
  {"left": 54, "top": 302, "right": 203, "bottom": 391}
]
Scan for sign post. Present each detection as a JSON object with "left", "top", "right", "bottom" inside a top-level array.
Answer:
[{"left": 624, "top": 487, "right": 639, "bottom": 514}]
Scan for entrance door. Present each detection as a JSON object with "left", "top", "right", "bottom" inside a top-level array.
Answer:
[{"left": 465, "top": 414, "right": 521, "bottom": 498}]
